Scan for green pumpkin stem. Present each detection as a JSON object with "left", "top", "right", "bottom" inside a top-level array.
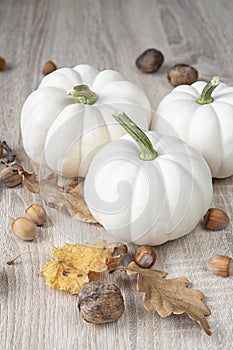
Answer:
[
  {"left": 196, "top": 76, "right": 220, "bottom": 104},
  {"left": 68, "top": 84, "right": 98, "bottom": 105},
  {"left": 113, "top": 112, "right": 158, "bottom": 161}
]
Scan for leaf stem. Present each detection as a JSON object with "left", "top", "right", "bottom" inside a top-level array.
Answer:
[{"left": 6, "top": 252, "right": 51, "bottom": 265}]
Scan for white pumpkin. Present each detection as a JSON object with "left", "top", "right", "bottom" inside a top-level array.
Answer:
[
  {"left": 21, "top": 64, "right": 151, "bottom": 178},
  {"left": 152, "top": 76, "right": 233, "bottom": 178},
  {"left": 84, "top": 112, "right": 213, "bottom": 246}
]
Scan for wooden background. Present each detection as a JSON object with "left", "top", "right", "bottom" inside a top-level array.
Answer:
[{"left": 1, "top": 0, "right": 233, "bottom": 349}]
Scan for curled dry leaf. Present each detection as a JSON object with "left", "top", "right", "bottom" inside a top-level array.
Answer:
[
  {"left": 126, "top": 262, "right": 211, "bottom": 336},
  {"left": 22, "top": 172, "right": 99, "bottom": 224},
  {"left": 39, "top": 241, "right": 128, "bottom": 294},
  {"left": 0, "top": 141, "right": 16, "bottom": 163}
]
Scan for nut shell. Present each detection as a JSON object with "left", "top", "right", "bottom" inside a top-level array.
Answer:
[
  {"left": 203, "top": 208, "right": 229, "bottom": 230},
  {"left": 12, "top": 217, "right": 37, "bottom": 241},
  {"left": 25, "top": 204, "right": 47, "bottom": 226},
  {"left": 0, "top": 56, "right": 6, "bottom": 70},
  {"left": 135, "top": 246, "right": 156, "bottom": 268},
  {"left": 78, "top": 282, "right": 125, "bottom": 324},
  {"left": 207, "top": 255, "right": 231, "bottom": 277},
  {"left": 42, "top": 60, "right": 57, "bottom": 75},
  {"left": 0, "top": 164, "right": 23, "bottom": 188},
  {"left": 167, "top": 64, "right": 198, "bottom": 86},
  {"left": 136, "top": 48, "right": 164, "bottom": 73}
]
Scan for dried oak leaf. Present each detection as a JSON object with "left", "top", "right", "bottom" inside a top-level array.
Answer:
[
  {"left": 22, "top": 172, "right": 98, "bottom": 224},
  {"left": 39, "top": 241, "right": 127, "bottom": 294},
  {"left": 22, "top": 171, "right": 40, "bottom": 193},
  {"left": 126, "top": 262, "right": 211, "bottom": 336}
]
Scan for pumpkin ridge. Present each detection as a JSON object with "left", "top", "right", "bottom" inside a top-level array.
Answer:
[
  {"left": 208, "top": 104, "right": 225, "bottom": 175},
  {"left": 39, "top": 68, "right": 83, "bottom": 91}
]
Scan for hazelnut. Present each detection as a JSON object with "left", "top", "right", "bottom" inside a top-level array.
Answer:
[
  {"left": 207, "top": 255, "right": 231, "bottom": 277},
  {"left": 12, "top": 217, "right": 37, "bottom": 241},
  {"left": 0, "top": 164, "right": 23, "bottom": 188},
  {"left": 136, "top": 48, "right": 164, "bottom": 73},
  {"left": 167, "top": 64, "right": 198, "bottom": 86},
  {"left": 42, "top": 60, "right": 57, "bottom": 75},
  {"left": 135, "top": 246, "right": 156, "bottom": 268},
  {"left": 203, "top": 208, "right": 229, "bottom": 230},
  {"left": 78, "top": 282, "right": 125, "bottom": 324},
  {"left": 0, "top": 56, "right": 6, "bottom": 70},
  {"left": 25, "top": 204, "right": 47, "bottom": 226}
]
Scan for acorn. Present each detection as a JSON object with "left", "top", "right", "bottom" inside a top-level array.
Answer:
[
  {"left": 135, "top": 246, "right": 156, "bottom": 268},
  {"left": 25, "top": 204, "right": 47, "bottom": 226},
  {"left": 207, "top": 255, "right": 232, "bottom": 277},
  {"left": 42, "top": 60, "right": 57, "bottom": 75},
  {"left": 0, "top": 164, "right": 23, "bottom": 188},
  {"left": 12, "top": 217, "right": 37, "bottom": 241},
  {"left": 203, "top": 208, "right": 229, "bottom": 230},
  {"left": 78, "top": 282, "right": 125, "bottom": 324}
]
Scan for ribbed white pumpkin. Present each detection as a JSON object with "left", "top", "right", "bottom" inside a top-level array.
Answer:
[
  {"left": 84, "top": 113, "right": 213, "bottom": 246},
  {"left": 152, "top": 77, "right": 233, "bottom": 178},
  {"left": 21, "top": 64, "right": 151, "bottom": 177}
]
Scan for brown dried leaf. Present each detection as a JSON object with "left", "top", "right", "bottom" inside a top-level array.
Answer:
[
  {"left": 39, "top": 241, "right": 127, "bottom": 294},
  {"left": 22, "top": 172, "right": 98, "bottom": 224},
  {"left": 126, "top": 262, "right": 211, "bottom": 336},
  {"left": 0, "top": 141, "right": 16, "bottom": 163},
  {"left": 22, "top": 171, "right": 40, "bottom": 193}
]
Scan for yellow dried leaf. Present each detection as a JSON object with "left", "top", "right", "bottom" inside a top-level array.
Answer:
[
  {"left": 126, "top": 262, "right": 211, "bottom": 336},
  {"left": 39, "top": 241, "right": 127, "bottom": 294}
]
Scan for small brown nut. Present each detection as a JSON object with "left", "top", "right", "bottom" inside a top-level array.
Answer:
[
  {"left": 42, "top": 60, "right": 57, "bottom": 75},
  {"left": 136, "top": 48, "right": 164, "bottom": 73},
  {"left": 203, "top": 208, "right": 229, "bottom": 230},
  {"left": 0, "top": 164, "right": 23, "bottom": 188},
  {"left": 0, "top": 56, "right": 6, "bottom": 70},
  {"left": 12, "top": 217, "right": 37, "bottom": 241},
  {"left": 25, "top": 204, "right": 47, "bottom": 226},
  {"left": 135, "top": 246, "right": 156, "bottom": 268},
  {"left": 0, "top": 145, "right": 3, "bottom": 157},
  {"left": 207, "top": 255, "right": 231, "bottom": 277},
  {"left": 78, "top": 282, "right": 125, "bottom": 324},
  {"left": 167, "top": 64, "right": 198, "bottom": 87}
]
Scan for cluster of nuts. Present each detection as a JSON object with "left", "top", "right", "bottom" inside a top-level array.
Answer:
[
  {"left": 136, "top": 48, "right": 198, "bottom": 87},
  {"left": 78, "top": 245, "right": 157, "bottom": 324},
  {"left": 12, "top": 204, "right": 47, "bottom": 241},
  {"left": 33, "top": 206, "right": 230, "bottom": 325},
  {"left": 0, "top": 55, "right": 56, "bottom": 75},
  {"left": 203, "top": 208, "right": 232, "bottom": 277}
]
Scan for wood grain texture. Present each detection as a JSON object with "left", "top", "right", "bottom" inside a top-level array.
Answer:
[{"left": 0, "top": 0, "right": 233, "bottom": 349}]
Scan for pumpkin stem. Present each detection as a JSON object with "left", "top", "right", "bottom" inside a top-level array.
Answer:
[
  {"left": 113, "top": 112, "right": 158, "bottom": 161},
  {"left": 68, "top": 84, "right": 98, "bottom": 105},
  {"left": 196, "top": 76, "right": 220, "bottom": 104}
]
